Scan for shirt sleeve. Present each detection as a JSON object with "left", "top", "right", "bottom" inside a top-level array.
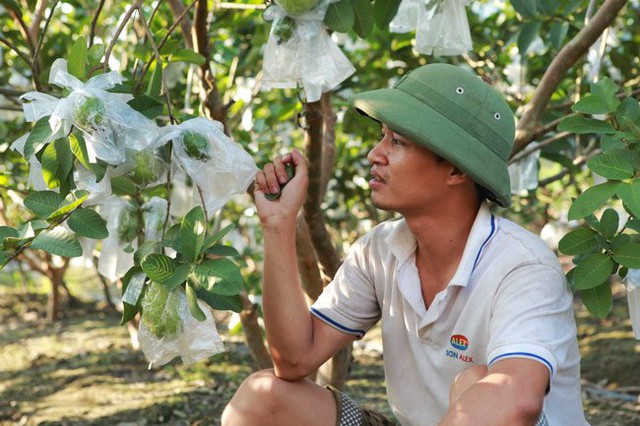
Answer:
[
  {"left": 311, "top": 233, "right": 382, "bottom": 339},
  {"left": 486, "top": 263, "right": 577, "bottom": 377}
]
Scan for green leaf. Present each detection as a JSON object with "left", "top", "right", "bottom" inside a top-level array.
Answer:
[
  {"left": 67, "top": 208, "right": 108, "bottom": 239},
  {"left": 179, "top": 206, "right": 207, "bottom": 262},
  {"left": 110, "top": 175, "right": 138, "bottom": 196},
  {"left": 127, "top": 95, "right": 164, "bottom": 120},
  {"left": 24, "top": 116, "right": 53, "bottom": 160},
  {"left": 568, "top": 182, "right": 620, "bottom": 220},
  {"left": 572, "top": 253, "right": 613, "bottom": 290},
  {"left": 558, "top": 115, "right": 616, "bottom": 135},
  {"left": 147, "top": 63, "right": 163, "bottom": 99},
  {"left": 171, "top": 49, "right": 206, "bottom": 66},
  {"left": 24, "top": 191, "right": 62, "bottom": 218},
  {"left": 572, "top": 95, "right": 611, "bottom": 115},
  {"left": 590, "top": 77, "right": 620, "bottom": 114},
  {"left": 351, "top": 0, "right": 375, "bottom": 38},
  {"left": 598, "top": 208, "right": 619, "bottom": 240},
  {"left": 618, "top": 181, "right": 640, "bottom": 218},
  {"left": 134, "top": 241, "right": 158, "bottom": 265},
  {"left": 161, "top": 263, "right": 192, "bottom": 291},
  {"left": 0, "top": 226, "right": 20, "bottom": 264},
  {"left": 186, "top": 282, "right": 206, "bottom": 321},
  {"left": 47, "top": 193, "right": 89, "bottom": 223},
  {"left": 141, "top": 254, "right": 178, "bottom": 283},
  {"left": 204, "top": 224, "right": 235, "bottom": 250},
  {"left": 31, "top": 227, "right": 83, "bottom": 257},
  {"left": 510, "top": 0, "right": 537, "bottom": 17},
  {"left": 68, "top": 36, "right": 88, "bottom": 80},
  {"left": 580, "top": 283, "right": 612, "bottom": 318},
  {"left": 612, "top": 243, "right": 640, "bottom": 268},
  {"left": 586, "top": 149, "right": 635, "bottom": 180},
  {"left": 41, "top": 138, "right": 74, "bottom": 189},
  {"left": 0, "top": 0, "right": 23, "bottom": 17},
  {"left": 517, "top": 21, "right": 541, "bottom": 55},
  {"left": 195, "top": 258, "right": 243, "bottom": 296},
  {"left": 69, "top": 132, "right": 91, "bottom": 169},
  {"left": 548, "top": 21, "right": 569, "bottom": 50},
  {"left": 600, "top": 134, "right": 625, "bottom": 153},
  {"left": 120, "top": 267, "right": 144, "bottom": 325},
  {"left": 610, "top": 233, "right": 631, "bottom": 249},
  {"left": 87, "top": 44, "right": 105, "bottom": 66},
  {"left": 558, "top": 227, "right": 599, "bottom": 255},
  {"left": 325, "top": 0, "right": 355, "bottom": 33},
  {"left": 194, "top": 288, "right": 243, "bottom": 313},
  {"left": 374, "top": 0, "right": 401, "bottom": 29},
  {"left": 206, "top": 244, "right": 239, "bottom": 257}
]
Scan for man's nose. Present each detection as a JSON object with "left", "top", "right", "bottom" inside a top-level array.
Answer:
[{"left": 367, "top": 140, "right": 385, "bottom": 164}]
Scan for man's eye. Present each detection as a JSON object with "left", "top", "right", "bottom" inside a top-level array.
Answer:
[{"left": 392, "top": 138, "right": 404, "bottom": 146}]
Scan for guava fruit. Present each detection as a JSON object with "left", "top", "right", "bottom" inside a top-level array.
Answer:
[
  {"left": 73, "top": 96, "right": 107, "bottom": 129},
  {"left": 142, "top": 281, "right": 182, "bottom": 339},
  {"left": 265, "top": 162, "right": 295, "bottom": 200},
  {"left": 273, "top": 16, "right": 297, "bottom": 44},
  {"left": 181, "top": 131, "right": 211, "bottom": 161},
  {"left": 118, "top": 202, "right": 140, "bottom": 244},
  {"left": 129, "top": 150, "right": 164, "bottom": 187},
  {"left": 278, "top": 0, "right": 319, "bottom": 15}
]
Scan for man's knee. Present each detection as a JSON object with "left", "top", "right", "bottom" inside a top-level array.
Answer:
[{"left": 221, "top": 369, "right": 293, "bottom": 425}]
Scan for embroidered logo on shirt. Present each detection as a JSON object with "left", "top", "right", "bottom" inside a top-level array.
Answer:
[{"left": 446, "top": 334, "right": 474, "bottom": 363}]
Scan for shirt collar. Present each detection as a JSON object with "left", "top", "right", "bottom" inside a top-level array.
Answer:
[{"left": 386, "top": 203, "right": 496, "bottom": 287}]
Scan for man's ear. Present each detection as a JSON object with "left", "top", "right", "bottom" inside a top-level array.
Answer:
[{"left": 447, "top": 166, "right": 471, "bottom": 185}]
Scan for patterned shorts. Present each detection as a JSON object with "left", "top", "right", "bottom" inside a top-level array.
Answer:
[
  {"left": 326, "top": 386, "right": 550, "bottom": 426},
  {"left": 326, "top": 386, "right": 395, "bottom": 426}
]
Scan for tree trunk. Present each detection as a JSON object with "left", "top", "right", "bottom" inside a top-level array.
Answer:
[{"left": 239, "top": 291, "right": 273, "bottom": 370}]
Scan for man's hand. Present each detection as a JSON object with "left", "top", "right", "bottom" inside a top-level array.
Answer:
[
  {"left": 441, "top": 359, "right": 549, "bottom": 426},
  {"left": 254, "top": 149, "right": 308, "bottom": 228}
]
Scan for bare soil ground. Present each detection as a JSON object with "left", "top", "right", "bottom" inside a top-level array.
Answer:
[{"left": 1, "top": 286, "right": 639, "bottom": 425}]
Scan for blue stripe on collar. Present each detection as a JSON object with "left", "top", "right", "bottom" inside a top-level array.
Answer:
[{"left": 472, "top": 214, "right": 495, "bottom": 272}]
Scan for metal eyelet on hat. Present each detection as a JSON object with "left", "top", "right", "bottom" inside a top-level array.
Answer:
[
  {"left": 493, "top": 112, "right": 501, "bottom": 120},
  {"left": 456, "top": 87, "right": 464, "bottom": 94}
]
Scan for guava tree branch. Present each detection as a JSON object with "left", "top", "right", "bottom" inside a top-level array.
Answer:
[
  {"left": 29, "top": 0, "right": 48, "bottom": 43},
  {"left": 32, "top": 0, "right": 60, "bottom": 89},
  {"left": 89, "top": 0, "right": 106, "bottom": 47},
  {"left": 0, "top": 36, "right": 31, "bottom": 68},
  {"left": 167, "top": 0, "right": 194, "bottom": 49},
  {"left": 302, "top": 98, "right": 342, "bottom": 279},
  {"left": 512, "top": 0, "right": 628, "bottom": 156},
  {"left": 103, "top": 0, "right": 143, "bottom": 72}
]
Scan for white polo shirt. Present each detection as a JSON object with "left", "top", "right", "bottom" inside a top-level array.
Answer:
[{"left": 311, "top": 204, "right": 587, "bottom": 425}]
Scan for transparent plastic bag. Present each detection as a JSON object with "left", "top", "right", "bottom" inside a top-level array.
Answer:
[
  {"left": 262, "top": 0, "right": 355, "bottom": 102},
  {"left": 157, "top": 117, "right": 257, "bottom": 215},
  {"left": 509, "top": 146, "right": 540, "bottom": 195},
  {"left": 142, "top": 197, "right": 169, "bottom": 242},
  {"left": 112, "top": 148, "right": 168, "bottom": 189},
  {"left": 21, "top": 58, "right": 160, "bottom": 165},
  {"left": 97, "top": 197, "right": 138, "bottom": 281},
  {"left": 139, "top": 283, "right": 225, "bottom": 367},
  {"left": 415, "top": 0, "right": 472, "bottom": 56},
  {"left": 73, "top": 164, "right": 112, "bottom": 206},
  {"left": 390, "top": 0, "right": 472, "bottom": 56},
  {"left": 626, "top": 269, "right": 640, "bottom": 340}
]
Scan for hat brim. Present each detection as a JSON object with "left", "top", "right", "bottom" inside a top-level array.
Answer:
[{"left": 351, "top": 88, "right": 511, "bottom": 207}]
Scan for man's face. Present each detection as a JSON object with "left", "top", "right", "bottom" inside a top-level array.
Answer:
[{"left": 367, "top": 125, "right": 453, "bottom": 215}]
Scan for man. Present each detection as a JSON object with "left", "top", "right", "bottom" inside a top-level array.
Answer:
[{"left": 222, "top": 64, "right": 586, "bottom": 425}]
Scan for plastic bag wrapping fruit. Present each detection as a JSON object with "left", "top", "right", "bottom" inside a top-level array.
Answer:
[
  {"left": 113, "top": 148, "right": 168, "bottom": 189},
  {"left": 20, "top": 58, "right": 160, "bottom": 165},
  {"left": 142, "top": 197, "right": 169, "bottom": 243},
  {"left": 139, "top": 284, "right": 225, "bottom": 367},
  {"left": 74, "top": 165, "right": 112, "bottom": 206},
  {"left": 626, "top": 269, "right": 640, "bottom": 339},
  {"left": 97, "top": 197, "right": 138, "bottom": 281},
  {"left": 508, "top": 145, "right": 540, "bottom": 195},
  {"left": 390, "top": 0, "right": 472, "bottom": 56},
  {"left": 157, "top": 117, "right": 257, "bottom": 216},
  {"left": 262, "top": 0, "right": 355, "bottom": 102}
]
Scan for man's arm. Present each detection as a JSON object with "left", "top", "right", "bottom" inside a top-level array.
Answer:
[
  {"left": 440, "top": 358, "right": 549, "bottom": 426},
  {"left": 255, "top": 150, "right": 355, "bottom": 381}
]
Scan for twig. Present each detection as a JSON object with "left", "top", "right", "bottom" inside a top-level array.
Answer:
[
  {"left": 8, "top": 8, "right": 35, "bottom": 53},
  {"left": 213, "top": 1, "right": 266, "bottom": 10},
  {"left": 0, "top": 105, "right": 24, "bottom": 111},
  {"left": 137, "top": 0, "right": 197, "bottom": 87},
  {"left": 149, "top": 0, "right": 166, "bottom": 25},
  {"left": 538, "top": 156, "right": 588, "bottom": 187},
  {"left": 0, "top": 87, "right": 25, "bottom": 98},
  {"left": 33, "top": 0, "right": 61, "bottom": 85},
  {"left": 89, "top": 0, "right": 107, "bottom": 48},
  {"left": 0, "top": 36, "right": 32, "bottom": 67},
  {"left": 509, "top": 131, "right": 572, "bottom": 164},
  {"left": 103, "top": 0, "right": 143, "bottom": 72},
  {"left": 137, "top": 6, "right": 176, "bottom": 123},
  {"left": 197, "top": 185, "right": 209, "bottom": 224},
  {"left": 29, "top": 0, "right": 48, "bottom": 42}
]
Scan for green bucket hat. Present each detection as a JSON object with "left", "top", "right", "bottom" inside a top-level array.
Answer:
[{"left": 350, "top": 63, "right": 515, "bottom": 207}]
